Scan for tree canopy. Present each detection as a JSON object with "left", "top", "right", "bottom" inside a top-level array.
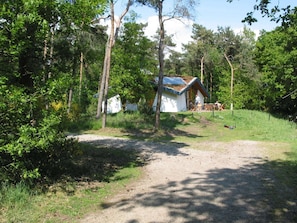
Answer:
[
  {"left": 0, "top": 0, "right": 107, "bottom": 184},
  {"left": 254, "top": 13, "right": 297, "bottom": 115}
]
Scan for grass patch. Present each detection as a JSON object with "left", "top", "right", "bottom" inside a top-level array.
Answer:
[
  {"left": 176, "top": 110, "right": 297, "bottom": 143},
  {"left": 68, "top": 112, "right": 155, "bottom": 133},
  {"left": 83, "top": 110, "right": 296, "bottom": 144}
]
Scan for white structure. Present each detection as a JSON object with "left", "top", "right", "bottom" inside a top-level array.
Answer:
[
  {"left": 153, "top": 92, "right": 187, "bottom": 112},
  {"left": 152, "top": 76, "right": 209, "bottom": 112},
  {"left": 102, "top": 94, "right": 122, "bottom": 114}
]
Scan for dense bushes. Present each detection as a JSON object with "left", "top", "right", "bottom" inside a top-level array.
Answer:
[
  {"left": 0, "top": 81, "right": 79, "bottom": 184},
  {"left": 0, "top": 114, "right": 79, "bottom": 184}
]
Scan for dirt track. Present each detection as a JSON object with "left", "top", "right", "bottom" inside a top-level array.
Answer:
[{"left": 74, "top": 134, "right": 296, "bottom": 223}]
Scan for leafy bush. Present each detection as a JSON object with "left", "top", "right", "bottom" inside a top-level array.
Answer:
[
  {"left": 138, "top": 98, "right": 154, "bottom": 115},
  {"left": 0, "top": 113, "right": 79, "bottom": 184},
  {"left": 0, "top": 81, "right": 79, "bottom": 184}
]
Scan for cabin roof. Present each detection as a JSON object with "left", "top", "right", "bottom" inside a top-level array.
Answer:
[{"left": 154, "top": 76, "right": 209, "bottom": 97}]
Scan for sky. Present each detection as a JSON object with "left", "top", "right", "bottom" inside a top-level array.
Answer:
[{"left": 114, "top": 0, "right": 297, "bottom": 52}]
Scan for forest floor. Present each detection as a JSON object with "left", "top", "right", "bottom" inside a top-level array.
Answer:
[{"left": 75, "top": 134, "right": 297, "bottom": 223}]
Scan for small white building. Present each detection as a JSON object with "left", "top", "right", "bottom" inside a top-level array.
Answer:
[
  {"left": 152, "top": 76, "right": 209, "bottom": 112},
  {"left": 102, "top": 94, "right": 122, "bottom": 114}
]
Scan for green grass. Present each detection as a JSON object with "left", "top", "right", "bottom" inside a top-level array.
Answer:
[
  {"left": 83, "top": 109, "right": 296, "bottom": 144},
  {"left": 68, "top": 112, "right": 154, "bottom": 133},
  {"left": 1, "top": 109, "right": 296, "bottom": 223},
  {"left": 0, "top": 183, "right": 33, "bottom": 223},
  {"left": 195, "top": 109, "right": 297, "bottom": 142}
]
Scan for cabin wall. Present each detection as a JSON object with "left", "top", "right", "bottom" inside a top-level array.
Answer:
[{"left": 153, "top": 92, "right": 187, "bottom": 112}]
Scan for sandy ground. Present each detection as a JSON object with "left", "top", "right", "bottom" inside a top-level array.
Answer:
[{"left": 74, "top": 134, "right": 296, "bottom": 223}]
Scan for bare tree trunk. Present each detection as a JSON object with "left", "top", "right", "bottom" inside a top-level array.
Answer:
[
  {"left": 102, "top": 33, "right": 113, "bottom": 128},
  {"left": 79, "top": 51, "right": 83, "bottom": 104},
  {"left": 43, "top": 33, "right": 49, "bottom": 110},
  {"left": 67, "top": 88, "right": 73, "bottom": 114},
  {"left": 67, "top": 55, "right": 77, "bottom": 114},
  {"left": 43, "top": 26, "right": 54, "bottom": 110},
  {"left": 96, "top": 0, "right": 132, "bottom": 126},
  {"left": 200, "top": 56, "right": 204, "bottom": 84},
  {"left": 154, "top": 1, "right": 165, "bottom": 130},
  {"left": 43, "top": 36, "right": 48, "bottom": 72},
  {"left": 101, "top": 1, "right": 115, "bottom": 128},
  {"left": 210, "top": 72, "right": 213, "bottom": 101},
  {"left": 224, "top": 53, "right": 234, "bottom": 110},
  {"left": 48, "top": 26, "right": 54, "bottom": 80},
  {"left": 96, "top": 42, "right": 109, "bottom": 119}
]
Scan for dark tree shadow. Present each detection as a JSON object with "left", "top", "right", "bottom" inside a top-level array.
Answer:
[
  {"left": 77, "top": 112, "right": 205, "bottom": 141},
  {"left": 43, "top": 136, "right": 191, "bottom": 193},
  {"left": 77, "top": 136, "right": 191, "bottom": 158},
  {"left": 100, "top": 157, "right": 297, "bottom": 223},
  {"left": 118, "top": 112, "right": 206, "bottom": 141}
]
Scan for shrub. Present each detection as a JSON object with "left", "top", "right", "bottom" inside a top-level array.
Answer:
[
  {"left": 0, "top": 80, "right": 81, "bottom": 184},
  {"left": 0, "top": 107, "right": 79, "bottom": 184}
]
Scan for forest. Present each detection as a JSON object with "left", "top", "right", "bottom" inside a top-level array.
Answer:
[{"left": 0, "top": 0, "right": 297, "bottom": 184}]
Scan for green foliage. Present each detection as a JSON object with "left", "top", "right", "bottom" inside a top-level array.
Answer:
[
  {"left": 227, "top": 0, "right": 296, "bottom": 25},
  {"left": 255, "top": 12, "right": 297, "bottom": 115},
  {"left": 0, "top": 80, "right": 30, "bottom": 146},
  {"left": 0, "top": 0, "right": 108, "bottom": 184},
  {"left": 110, "top": 20, "right": 157, "bottom": 104},
  {"left": 0, "top": 107, "right": 80, "bottom": 184},
  {"left": 183, "top": 25, "right": 260, "bottom": 108}
]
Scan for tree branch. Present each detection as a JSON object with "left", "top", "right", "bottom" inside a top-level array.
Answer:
[
  {"left": 114, "top": 0, "right": 133, "bottom": 40},
  {"left": 91, "top": 15, "right": 111, "bottom": 24}
]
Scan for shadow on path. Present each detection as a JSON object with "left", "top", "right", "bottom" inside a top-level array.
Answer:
[
  {"left": 76, "top": 135, "right": 191, "bottom": 157},
  {"left": 100, "top": 158, "right": 297, "bottom": 223},
  {"left": 57, "top": 135, "right": 191, "bottom": 192}
]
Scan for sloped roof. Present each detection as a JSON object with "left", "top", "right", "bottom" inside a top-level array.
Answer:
[{"left": 154, "top": 76, "right": 209, "bottom": 97}]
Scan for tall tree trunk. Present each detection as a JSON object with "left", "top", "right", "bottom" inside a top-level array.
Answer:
[
  {"left": 154, "top": 1, "right": 165, "bottom": 130},
  {"left": 43, "top": 26, "right": 54, "bottom": 110},
  {"left": 96, "top": 0, "right": 132, "bottom": 125},
  {"left": 48, "top": 26, "right": 54, "bottom": 80},
  {"left": 102, "top": 32, "right": 113, "bottom": 128},
  {"left": 96, "top": 40, "right": 109, "bottom": 119},
  {"left": 79, "top": 51, "right": 83, "bottom": 105},
  {"left": 210, "top": 72, "right": 213, "bottom": 101},
  {"left": 67, "top": 88, "right": 73, "bottom": 114},
  {"left": 43, "top": 33, "right": 49, "bottom": 109},
  {"left": 200, "top": 56, "right": 204, "bottom": 84},
  {"left": 97, "top": 3, "right": 116, "bottom": 127},
  {"left": 224, "top": 53, "right": 234, "bottom": 110},
  {"left": 67, "top": 56, "right": 77, "bottom": 114}
]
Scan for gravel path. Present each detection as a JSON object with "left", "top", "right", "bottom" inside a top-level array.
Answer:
[{"left": 73, "top": 134, "right": 295, "bottom": 223}]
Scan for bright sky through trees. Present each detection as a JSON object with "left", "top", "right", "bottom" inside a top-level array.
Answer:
[{"left": 114, "top": 0, "right": 297, "bottom": 52}]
